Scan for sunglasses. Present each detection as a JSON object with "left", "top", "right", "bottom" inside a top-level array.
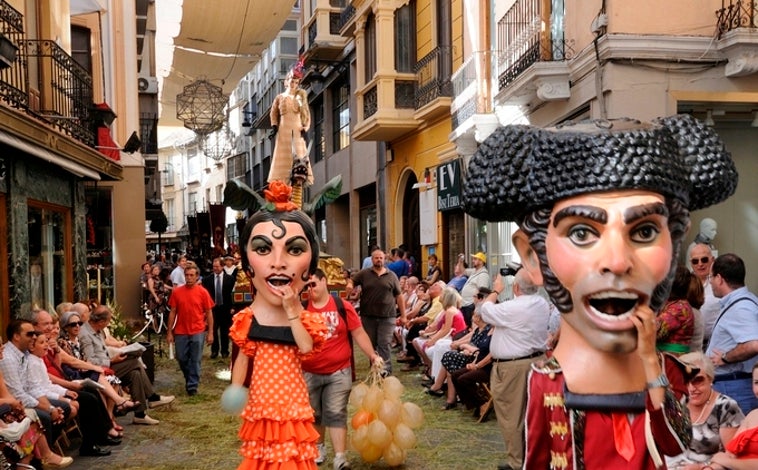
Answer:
[
  {"left": 691, "top": 257, "right": 711, "bottom": 266},
  {"left": 66, "top": 321, "right": 84, "bottom": 328},
  {"left": 688, "top": 375, "right": 708, "bottom": 386},
  {"left": 24, "top": 331, "right": 40, "bottom": 338}
]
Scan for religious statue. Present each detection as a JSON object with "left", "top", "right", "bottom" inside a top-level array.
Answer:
[{"left": 268, "top": 59, "right": 312, "bottom": 185}]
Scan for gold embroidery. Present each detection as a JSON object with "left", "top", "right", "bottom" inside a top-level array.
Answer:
[
  {"left": 549, "top": 421, "right": 568, "bottom": 438},
  {"left": 550, "top": 451, "right": 568, "bottom": 470},
  {"left": 543, "top": 393, "right": 564, "bottom": 409}
]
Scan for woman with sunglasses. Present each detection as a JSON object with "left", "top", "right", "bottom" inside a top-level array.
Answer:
[
  {"left": 708, "top": 362, "right": 758, "bottom": 469},
  {"left": 666, "top": 351, "right": 744, "bottom": 469},
  {"left": 55, "top": 312, "right": 135, "bottom": 433}
]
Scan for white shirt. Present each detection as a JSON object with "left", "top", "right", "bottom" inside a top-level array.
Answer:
[
  {"left": 27, "top": 355, "right": 67, "bottom": 400},
  {"left": 461, "top": 267, "right": 491, "bottom": 306},
  {"left": 700, "top": 280, "right": 721, "bottom": 340},
  {"left": 170, "top": 265, "right": 186, "bottom": 286},
  {"left": 0, "top": 342, "right": 45, "bottom": 407},
  {"left": 480, "top": 294, "right": 551, "bottom": 359}
]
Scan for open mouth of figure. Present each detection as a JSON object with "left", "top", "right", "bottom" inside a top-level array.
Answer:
[
  {"left": 267, "top": 276, "right": 292, "bottom": 288},
  {"left": 587, "top": 291, "right": 640, "bottom": 321}
]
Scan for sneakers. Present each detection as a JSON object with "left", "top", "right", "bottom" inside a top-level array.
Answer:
[
  {"left": 333, "top": 453, "right": 351, "bottom": 470},
  {"left": 132, "top": 414, "right": 160, "bottom": 425},
  {"left": 148, "top": 395, "right": 175, "bottom": 408},
  {"left": 315, "top": 442, "right": 327, "bottom": 465}
]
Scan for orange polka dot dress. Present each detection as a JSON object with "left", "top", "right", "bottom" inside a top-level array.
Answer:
[{"left": 230, "top": 307, "right": 327, "bottom": 470}]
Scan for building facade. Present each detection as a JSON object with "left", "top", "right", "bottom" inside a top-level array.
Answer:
[{"left": 0, "top": 0, "right": 147, "bottom": 327}]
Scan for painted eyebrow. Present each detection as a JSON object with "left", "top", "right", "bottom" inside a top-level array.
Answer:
[
  {"left": 285, "top": 236, "right": 309, "bottom": 249},
  {"left": 552, "top": 205, "right": 608, "bottom": 228},
  {"left": 249, "top": 235, "right": 272, "bottom": 247},
  {"left": 624, "top": 202, "right": 668, "bottom": 224}
]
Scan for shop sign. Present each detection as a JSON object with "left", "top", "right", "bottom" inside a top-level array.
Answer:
[{"left": 436, "top": 159, "right": 462, "bottom": 211}]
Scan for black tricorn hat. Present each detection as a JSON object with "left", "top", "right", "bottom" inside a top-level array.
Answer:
[{"left": 461, "top": 114, "right": 738, "bottom": 222}]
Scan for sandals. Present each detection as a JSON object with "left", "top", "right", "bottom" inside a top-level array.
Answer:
[
  {"left": 114, "top": 399, "right": 139, "bottom": 416},
  {"left": 424, "top": 387, "right": 445, "bottom": 397}
]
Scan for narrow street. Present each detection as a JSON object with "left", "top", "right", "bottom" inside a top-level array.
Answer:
[{"left": 63, "top": 342, "right": 506, "bottom": 470}]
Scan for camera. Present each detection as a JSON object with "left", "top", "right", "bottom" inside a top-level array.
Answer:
[{"left": 499, "top": 262, "right": 521, "bottom": 277}]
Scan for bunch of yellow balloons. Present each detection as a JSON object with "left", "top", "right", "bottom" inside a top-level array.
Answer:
[{"left": 348, "top": 373, "right": 424, "bottom": 466}]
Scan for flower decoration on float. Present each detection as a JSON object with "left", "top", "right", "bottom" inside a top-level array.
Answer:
[{"left": 263, "top": 181, "right": 298, "bottom": 212}]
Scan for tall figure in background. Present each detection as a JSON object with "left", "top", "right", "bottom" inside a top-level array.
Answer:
[{"left": 269, "top": 59, "right": 312, "bottom": 185}]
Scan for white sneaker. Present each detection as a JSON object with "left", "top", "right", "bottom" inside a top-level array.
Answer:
[
  {"left": 315, "top": 443, "right": 327, "bottom": 465},
  {"left": 333, "top": 453, "right": 351, "bottom": 470},
  {"left": 132, "top": 414, "right": 160, "bottom": 425},
  {"left": 149, "top": 395, "right": 175, "bottom": 408}
]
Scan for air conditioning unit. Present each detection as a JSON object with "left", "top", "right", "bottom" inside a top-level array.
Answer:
[{"left": 138, "top": 77, "right": 159, "bottom": 94}]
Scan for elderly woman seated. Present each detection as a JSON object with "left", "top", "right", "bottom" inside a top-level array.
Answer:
[
  {"left": 54, "top": 311, "right": 137, "bottom": 436},
  {"left": 412, "top": 287, "right": 467, "bottom": 383},
  {"left": 425, "top": 310, "right": 493, "bottom": 413},
  {"left": 666, "top": 351, "right": 744, "bottom": 469}
]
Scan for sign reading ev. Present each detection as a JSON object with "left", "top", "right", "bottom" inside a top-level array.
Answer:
[{"left": 436, "top": 159, "right": 462, "bottom": 212}]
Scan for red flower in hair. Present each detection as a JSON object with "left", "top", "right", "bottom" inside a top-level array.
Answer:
[{"left": 264, "top": 181, "right": 298, "bottom": 212}]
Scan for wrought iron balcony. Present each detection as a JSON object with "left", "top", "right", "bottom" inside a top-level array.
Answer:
[
  {"left": 717, "top": 0, "right": 757, "bottom": 38},
  {"left": 0, "top": 1, "right": 96, "bottom": 147},
  {"left": 414, "top": 45, "right": 453, "bottom": 109},
  {"left": 338, "top": 4, "right": 356, "bottom": 35},
  {"left": 715, "top": 0, "right": 758, "bottom": 76},
  {"left": 304, "top": 8, "right": 346, "bottom": 62},
  {"left": 26, "top": 39, "right": 94, "bottom": 146},
  {"left": 0, "top": 0, "right": 28, "bottom": 110}
]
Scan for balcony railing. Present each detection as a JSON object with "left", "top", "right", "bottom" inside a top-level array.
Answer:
[
  {"left": 0, "top": 0, "right": 27, "bottom": 109},
  {"left": 496, "top": 0, "right": 574, "bottom": 89},
  {"left": 0, "top": 0, "right": 96, "bottom": 149},
  {"left": 717, "top": 0, "right": 757, "bottom": 38},
  {"left": 338, "top": 4, "right": 356, "bottom": 31},
  {"left": 363, "top": 84, "right": 377, "bottom": 118},
  {"left": 27, "top": 39, "right": 94, "bottom": 146},
  {"left": 413, "top": 45, "right": 453, "bottom": 109}
]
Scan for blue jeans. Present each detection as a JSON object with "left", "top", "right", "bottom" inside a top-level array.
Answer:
[
  {"left": 713, "top": 377, "right": 758, "bottom": 415},
  {"left": 174, "top": 332, "right": 206, "bottom": 392}
]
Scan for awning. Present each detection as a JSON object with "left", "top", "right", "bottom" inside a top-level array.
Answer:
[
  {"left": 0, "top": 130, "right": 101, "bottom": 180},
  {"left": 70, "top": 0, "right": 106, "bottom": 15}
]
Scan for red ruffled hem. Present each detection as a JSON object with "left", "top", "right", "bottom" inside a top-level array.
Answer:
[
  {"left": 238, "top": 418, "right": 320, "bottom": 464},
  {"left": 237, "top": 456, "right": 317, "bottom": 470}
]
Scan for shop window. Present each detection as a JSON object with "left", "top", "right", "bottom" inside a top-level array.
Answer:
[
  {"left": 332, "top": 77, "right": 350, "bottom": 151},
  {"left": 28, "top": 202, "right": 72, "bottom": 311},
  {"left": 84, "top": 187, "right": 114, "bottom": 306}
]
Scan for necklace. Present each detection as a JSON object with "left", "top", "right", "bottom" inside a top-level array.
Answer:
[{"left": 690, "top": 389, "right": 714, "bottom": 425}]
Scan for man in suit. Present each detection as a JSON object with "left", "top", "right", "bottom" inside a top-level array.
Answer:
[{"left": 202, "top": 257, "right": 235, "bottom": 359}]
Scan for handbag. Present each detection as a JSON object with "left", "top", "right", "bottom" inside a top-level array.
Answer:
[{"left": 0, "top": 418, "right": 30, "bottom": 442}]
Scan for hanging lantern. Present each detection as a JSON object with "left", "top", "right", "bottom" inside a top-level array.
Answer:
[
  {"left": 200, "top": 123, "right": 235, "bottom": 161},
  {"left": 176, "top": 79, "right": 228, "bottom": 136}
]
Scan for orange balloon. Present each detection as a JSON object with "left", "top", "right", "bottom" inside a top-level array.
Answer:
[
  {"left": 351, "top": 409, "right": 375, "bottom": 430},
  {"left": 360, "top": 443, "right": 382, "bottom": 463},
  {"left": 383, "top": 442, "right": 406, "bottom": 466}
]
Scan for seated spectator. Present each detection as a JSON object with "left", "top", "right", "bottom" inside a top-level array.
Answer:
[
  {"left": 425, "top": 253, "right": 442, "bottom": 284},
  {"left": 395, "top": 281, "right": 428, "bottom": 358},
  {"left": 666, "top": 351, "right": 744, "bottom": 469},
  {"left": 30, "top": 333, "right": 121, "bottom": 457},
  {"left": 428, "top": 311, "right": 493, "bottom": 413},
  {"left": 0, "top": 319, "right": 73, "bottom": 447},
  {"left": 413, "top": 287, "right": 466, "bottom": 383},
  {"left": 708, "top": 362, "right": 758, "bottom": 469},
  {"left": 447, "top": 262, "right": 468, "bottom": 292},
  {"left": 399, "top": 281, "right": 444, "bottom": 371},
  {"left": 656, "top": 266, "right": 696, "bottom": 355},
  {"left": 55, "top": 312, "right": 136, "bottom": 435},
  {"left": 0, "top": 354, "right": 72, "bottom": 468},
  {"left": 78, "top": 306, "right": 174, "bottom": 425}
]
